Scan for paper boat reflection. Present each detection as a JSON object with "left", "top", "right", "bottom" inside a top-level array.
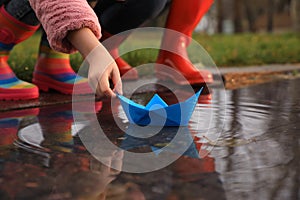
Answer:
[
  {"left": 121, "top": 125, "right": 199, "bottom": 158},
  {"left": 117, "top": 87, "right": 203, "bottom": 126}
]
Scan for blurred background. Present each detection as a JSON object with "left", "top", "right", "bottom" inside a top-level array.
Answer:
[
  {"left": 10, "top": 0, "right": 300, "bottom": 82},
  {"left": 152, "top": 0, "right": 300, "bottom": 34}
]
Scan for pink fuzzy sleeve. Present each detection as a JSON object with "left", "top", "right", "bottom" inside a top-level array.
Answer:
[{"left": 29, "top": 0, "right": 101, "bottom": 53}]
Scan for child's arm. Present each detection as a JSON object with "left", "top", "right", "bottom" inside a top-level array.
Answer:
[
  {"left": 67, "top": 28, "right": 122, "bottom": 97},
  {"left": 29, "top": 0, "right": 122, "bottom": 97}
]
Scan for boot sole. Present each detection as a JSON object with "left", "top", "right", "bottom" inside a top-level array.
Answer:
[
  {"left": 0, "top": 87, "right": 39, "bottom": 100},
  {"left": 33, "top": 73, "right": 93, "bottom": 95},
  {"left": 156, "top": 69, "right": 214, "bottom": 85}
]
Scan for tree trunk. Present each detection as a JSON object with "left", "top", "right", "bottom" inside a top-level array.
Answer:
[
  {"left": 233, "top": 0, "right": 243, "bottom": 32},
  {"left": 243, "top": 0, "right": 257, "bottom": 32},
  {"left": 267, "top": 0, "right": 275, "bottom": 32},
  {"left": 291, "top": 0, "right": 300, "bottom": 32},
  {"left": 217, "top": 0, "right": 224, "bottom": 33}
]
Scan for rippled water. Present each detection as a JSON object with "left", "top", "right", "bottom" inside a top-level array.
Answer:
[{"left": 0, "top": 78, "right": 299, "bottom": 199}]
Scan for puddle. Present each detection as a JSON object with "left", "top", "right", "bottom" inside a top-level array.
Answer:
[{"left": 0, "top": 78, "right": 299, "bottom": 199}]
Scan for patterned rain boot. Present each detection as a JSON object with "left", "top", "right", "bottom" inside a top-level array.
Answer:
[
  {"left": 32, "top": 36, "right": 93, "bottom": 95},
  {"left": 0, "top": 5, "right": 39, "bottom": 100}
]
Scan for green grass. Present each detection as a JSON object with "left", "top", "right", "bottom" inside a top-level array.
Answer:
[
  {"left": 9, "top": 33, "right": 40, "bottom": 82},
  {"left": 8, "top": 31, "right": 300, "bottom": 81},
  {"left": 193, "top": 32, "right": 300, "bottom": 66}
]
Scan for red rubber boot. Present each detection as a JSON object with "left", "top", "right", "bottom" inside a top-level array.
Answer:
[
  {"left": 156, "top": 0, "right": 214, "bottom": 85},
  {"left": 0, "top": 5, "right": 39, "bottom": 100},
  {"left": 101, "top": 31, "right": 138, "bottom": 80}
]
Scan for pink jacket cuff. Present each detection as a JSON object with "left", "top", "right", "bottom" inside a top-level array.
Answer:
[{"left": 29, "top": 0, "right": 101, "bottom": 53}]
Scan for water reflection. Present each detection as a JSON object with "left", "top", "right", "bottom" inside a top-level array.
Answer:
[
  {"left": 0, "top": 78, "right": 299, "bottom": 199},
  {"left": 209, "top": 79, "right": 300, "bottom": 200},
  {"left": 116, "top": 125, "right": 225, "bottom": 199},
  {"left": 121, "top": 125, "right": 199, "bottom": 158},
  {"left": 0, "top": 102, "right": 124, "bottom": 199},
  {"left": 0, "top": 95, "right": 222, "bottom": 199},
  {"left": 0, "top": 108, "right": 39, "bottom": 147}
]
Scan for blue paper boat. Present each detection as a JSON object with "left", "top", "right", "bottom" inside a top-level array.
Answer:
[{"left": 117, "top": 88, "right": 203, "bottom": 126}]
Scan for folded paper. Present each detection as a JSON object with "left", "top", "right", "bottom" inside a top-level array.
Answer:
[{"left": 117, "top": 87, "right": 203, "bottom": 126}]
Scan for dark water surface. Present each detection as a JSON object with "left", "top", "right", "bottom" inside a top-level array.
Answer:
[{"left": 0, "top": 78, "right": 299, "bottom": 200}]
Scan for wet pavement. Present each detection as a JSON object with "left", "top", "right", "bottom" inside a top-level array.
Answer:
[
  {"left": 0, "top": 77, "right": 299, "bottom": 199},
  {"left": 1, "top": 64, "right": 300, "bottom": 112}
]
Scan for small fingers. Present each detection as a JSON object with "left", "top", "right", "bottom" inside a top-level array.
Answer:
[
  {"left": 97, "top": 73, "right": 116, "bottom": 98},
  {"left": 94, "top": 63, "right": 122, "bottom": 98},
  {"left": 111, "top": 66, "right": 123, "bottom": 95}
]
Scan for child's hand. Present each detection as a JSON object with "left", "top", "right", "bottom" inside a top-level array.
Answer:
[
  {"left": 86, "top": 44, "right": 122, "bottom": 97},
  {"left": 97, "top": 62, "right": 121, "bottom": 97},
  {"left": 67, "top": 28, "right": 122, "bottom": 97}
]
